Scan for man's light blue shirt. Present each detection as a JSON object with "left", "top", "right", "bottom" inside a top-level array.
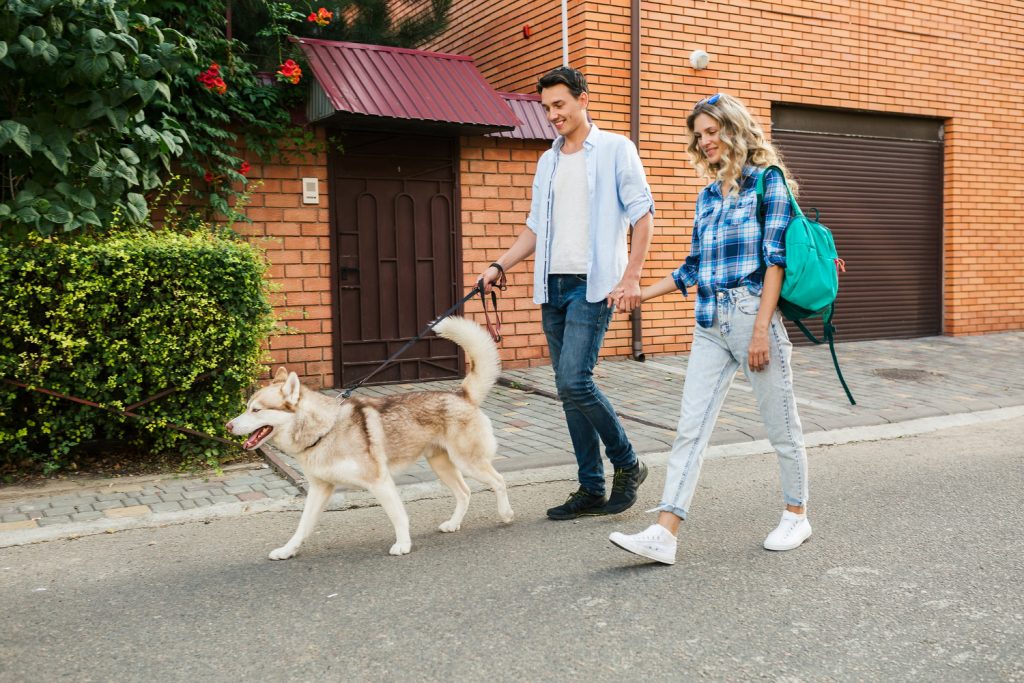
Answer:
[{"left": 525, "top": 124, "right": 655, "bottom": 304}]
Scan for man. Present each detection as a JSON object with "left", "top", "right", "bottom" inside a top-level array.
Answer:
[{"left": 479, "top": 66, "right": 655, "bottom": 520}]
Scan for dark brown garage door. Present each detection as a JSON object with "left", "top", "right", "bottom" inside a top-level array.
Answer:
[
  {"left": 330, "top": 131, "right": 462, "bottom": 388},
  {"left": 772, "top": 107, "right": 943, "bottom": 342}
]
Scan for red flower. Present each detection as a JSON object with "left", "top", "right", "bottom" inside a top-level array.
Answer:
[
  {"left": 276, "top": 59, "right": 302, "bottom": 85},
  {"left": 197, "top": 63, "right": 227, "bottom": 94},
  {"left": 239, "top": 161, "right": 251, "bottom": 176},
  {"left": 203, "top": 170, "right": 214, "bottom": 183},
  {"left": 307, "top": 8, "right": 333, "bottom": 26}
]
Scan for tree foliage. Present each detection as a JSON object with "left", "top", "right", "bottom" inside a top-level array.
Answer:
[{"left": 0, "top": 0, "right": 193, "bottom": 237}]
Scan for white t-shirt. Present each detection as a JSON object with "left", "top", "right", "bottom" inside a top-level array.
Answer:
[{"left": 548, "top": 149, "right": 590, "bottom": 274}]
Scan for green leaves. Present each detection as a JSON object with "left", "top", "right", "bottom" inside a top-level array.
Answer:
[
  {"left": 75, "top": 51, "right": 109, "bottom": 82},
  {"left": 0, "top": 233, "right": 275, "bottom": 474},
  {"left": 1, "top": 0, "right": 191, "bottom": 236},
  {"left": 0, "top": 120, "right": 32, "bottom": 156}
]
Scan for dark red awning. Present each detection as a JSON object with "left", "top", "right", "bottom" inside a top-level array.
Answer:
[
  {"left": 295, "top": 38, "right": 519, "bottom": 134},
  {"left": 488, "top": 93, "right": 556, "bottom": 141}
]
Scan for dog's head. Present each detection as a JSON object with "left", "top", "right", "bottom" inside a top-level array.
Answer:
[{"left": 225, "top": 367, "right": 302, "bottom": 450}]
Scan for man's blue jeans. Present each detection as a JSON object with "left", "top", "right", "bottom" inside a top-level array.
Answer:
[{"left": 541, "top": 274, "right": 638, "bottom": 495}]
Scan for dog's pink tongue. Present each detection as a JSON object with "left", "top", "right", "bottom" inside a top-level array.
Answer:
[{"left": 244, "top": 426, "right": 272, "bottom": 450}]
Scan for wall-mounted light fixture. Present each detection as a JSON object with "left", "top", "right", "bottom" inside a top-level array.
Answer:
[
  {"left": 689, "top": 49, "right": 710, "bottom": 70},
  {"left": 522, "top": 24, "right": 532, "bottom": 39}
]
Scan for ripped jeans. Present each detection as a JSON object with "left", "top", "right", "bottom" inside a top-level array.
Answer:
[{"left": 656, "top": 287, "right": 808, "bottom": 519}]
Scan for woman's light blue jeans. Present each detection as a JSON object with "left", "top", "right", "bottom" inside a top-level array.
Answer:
[
  {"left": 542, "top": 274, "right": 638, "bottom": 495},
  {"left": 657, "top": 286, "right": 809, "bottom": 519}
]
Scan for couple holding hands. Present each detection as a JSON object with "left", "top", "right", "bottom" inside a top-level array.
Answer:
[{"left": 478, "top": 67, "right": 812, "bottom": 565}]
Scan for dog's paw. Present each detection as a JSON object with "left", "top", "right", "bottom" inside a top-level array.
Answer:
[
  {"left": 438, "top": 520, "right": 461, "bottom": 533},
  {"left": 389, "top": 541, "right": 412, "bottom": 556},
  {"left": 269, "top": 546, "right": 297, "bottom": 560},
  {"left": 500, "top": 510, "right": 515, "bottom": 524}
]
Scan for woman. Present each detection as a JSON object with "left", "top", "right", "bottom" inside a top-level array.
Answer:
[{"left": 608, "top": 93, "right": 811, "bottom": 565}]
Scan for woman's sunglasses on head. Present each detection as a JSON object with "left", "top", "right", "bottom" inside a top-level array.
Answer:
[{"left": 694, "top": 93, "right": 721, "bottom": 108}]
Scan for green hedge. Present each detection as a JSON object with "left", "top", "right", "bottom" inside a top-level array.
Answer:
[{"left": 0, "top": 230, "right": 275, "bottom": 475}]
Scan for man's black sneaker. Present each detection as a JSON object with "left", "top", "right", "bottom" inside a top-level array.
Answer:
[
  {"left": 604, "top": 460, "right": 648, "bottom": 514},
  {"left": 546, "top": 488, "right": 608, "bottom": 520}
]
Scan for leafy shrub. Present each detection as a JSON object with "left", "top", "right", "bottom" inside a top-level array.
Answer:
[
  {"left": 0, "top": 0, "right": 193, "bottom": 237},
  {"left": 0, "top": 227, "right": 275, "bottom": 475}
]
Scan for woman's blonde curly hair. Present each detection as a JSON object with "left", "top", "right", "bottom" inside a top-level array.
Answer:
[{"left": 686, "top": 93, "right": 799, "bottom": 198}]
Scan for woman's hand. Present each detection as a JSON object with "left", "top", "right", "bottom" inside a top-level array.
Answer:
[{"left": 748, "top": 325, "right": 771, "bottom": 372}]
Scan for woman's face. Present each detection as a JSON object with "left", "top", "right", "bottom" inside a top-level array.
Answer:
[{"left": 692, "top": 113, "right": 722, "bottom": 165}]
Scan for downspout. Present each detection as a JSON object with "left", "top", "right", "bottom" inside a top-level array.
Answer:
[{"left": 629, "top": 0, "right": 645, "bottom": 361}]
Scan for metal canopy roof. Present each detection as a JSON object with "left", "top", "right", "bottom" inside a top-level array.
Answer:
[
  {"left": 488, "top": 93, "right": 557, "bottom": 141},
  {"left": 296, "top": 38, "right": 520, "bottom": 135}
]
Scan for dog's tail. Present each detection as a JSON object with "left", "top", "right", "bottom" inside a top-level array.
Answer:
[{"left": 433, "top": 315, "right": 501, "bottom": 406}]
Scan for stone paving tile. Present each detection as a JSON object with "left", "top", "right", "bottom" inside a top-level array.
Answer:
[
  {"left": 37, "top": 516, "right": 72, "bottom": 526},
  {"left": 0, "top": 519, "right": 38, "bottom": 532},
  {"left": 71, "top": 511, "right": 104, "bottom": 522}
]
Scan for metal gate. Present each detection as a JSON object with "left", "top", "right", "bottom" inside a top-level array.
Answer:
[
  {"left": 329, "top": 131, "right": 462, "bottom": 387},
  {"left": 772, "top": 107, "right": 943, "bottom": 342}
]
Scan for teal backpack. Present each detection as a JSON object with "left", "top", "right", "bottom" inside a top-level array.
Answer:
[{"left": 755, "top": 165, "right": 856, "bottom": 405}]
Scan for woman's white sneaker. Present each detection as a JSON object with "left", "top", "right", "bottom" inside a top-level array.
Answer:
[
  {"left": 609, "top": 524, "right": 677, "bottom": 565},
  {"left": 763, "top": 510, "right": 812, "bottom": 551}
]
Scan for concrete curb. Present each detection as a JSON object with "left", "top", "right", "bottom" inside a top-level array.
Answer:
[{"left": 0, "top": 496, "right": 302, "bottom": 549}]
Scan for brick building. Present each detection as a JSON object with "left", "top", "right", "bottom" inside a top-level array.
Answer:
[{"left": 239, "top": 1, "right": 1024, "bottom": 389}]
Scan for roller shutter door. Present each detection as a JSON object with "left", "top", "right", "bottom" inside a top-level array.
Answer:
[{"left": 771, "top": 108, "right": 943, "bottom": 342}]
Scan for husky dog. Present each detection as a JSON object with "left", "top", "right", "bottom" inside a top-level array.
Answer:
[{"left": 226, "top": 316, "right": 514, "bottom": 559}]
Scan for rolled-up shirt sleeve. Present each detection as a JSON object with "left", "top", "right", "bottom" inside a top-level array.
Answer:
[
  {"left": 671, "top": 207, "right": 702, "bottom": 296},
  {"left": 616, "top": 140, "right": 655, "bottom": 224},
  {"left": 761, "top": 170, "right": 792, "bottom": 268}
]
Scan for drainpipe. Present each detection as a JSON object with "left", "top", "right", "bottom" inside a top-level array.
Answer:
[{"left": 629, "top": 0, "right": 645, "bottom": 362}]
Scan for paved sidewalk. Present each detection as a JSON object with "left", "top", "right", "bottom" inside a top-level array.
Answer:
[{"left": 2, "top": 331, "right": 1022, "bottom": 547}]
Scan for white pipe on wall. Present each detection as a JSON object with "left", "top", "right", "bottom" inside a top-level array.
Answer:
[{"left": 561, "top": 0, "right": 569, "bottom": 66}]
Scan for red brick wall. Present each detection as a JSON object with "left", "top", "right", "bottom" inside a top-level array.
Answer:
[
  {"left": 425, "top": 0, "right": 1024, "bottom": 348},
  {"left": 404, "top": 0, "right": 587, "bottom": 93},
  {"left": 457, "top": 136, "right": 549, "bottom": 368},
  {"left": 247, "top": 1, "right": 1024, "bottom": 387},
  {"left": 235, "top": 130, "right": 335, "bottom": 388}
]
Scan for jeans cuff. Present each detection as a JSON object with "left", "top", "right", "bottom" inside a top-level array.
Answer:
[{"left": 652, "top": 503, "right": 687, "bottom": 520}]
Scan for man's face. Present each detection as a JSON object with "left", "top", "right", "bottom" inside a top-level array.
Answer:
[{"left": 541, "top": 83, "right": 589, "bottom": 139}]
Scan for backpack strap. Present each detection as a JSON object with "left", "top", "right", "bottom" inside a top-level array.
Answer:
[
  {"left": 755, "top": 165, "right": 804, "bottom": 223},
  {"left": 795, "top": 305, "right": 856, "bottom": 405}
]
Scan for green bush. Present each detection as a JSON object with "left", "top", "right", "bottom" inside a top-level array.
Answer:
[{"left": 0, "top": 228, "right": 275, "bottom": 475}]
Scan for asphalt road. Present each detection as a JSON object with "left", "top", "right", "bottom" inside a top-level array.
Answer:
[{"left": 2, "top": 417, "right": 1022, "bottom": 682}]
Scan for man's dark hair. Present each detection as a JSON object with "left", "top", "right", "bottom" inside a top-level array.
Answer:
[{"left": 537, "top": 66, "right": 588, "bottom": 97}]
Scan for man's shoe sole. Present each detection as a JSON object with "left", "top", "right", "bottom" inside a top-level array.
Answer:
[
  {"left": 609, "top": 534, "right": 676, "bottom": 565},
  {"left": 547, "top": 508, "right": 608, "bottom": 521},
  {"left": 602, "top": 463, "right": 649, "bottom": 515}
]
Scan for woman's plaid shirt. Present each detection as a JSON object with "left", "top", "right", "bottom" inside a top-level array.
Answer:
[{"left": 672, "top": 165, "right": 792, "bottom": 328}]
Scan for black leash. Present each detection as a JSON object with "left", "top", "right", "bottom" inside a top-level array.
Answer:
[
  {"left": 340, "top": 268, "right": 507, "bottom": 399},
  {"left": 1, "top": 375, "right": 244, "bottom": 448}
]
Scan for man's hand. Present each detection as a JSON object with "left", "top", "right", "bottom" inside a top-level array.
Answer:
[
  {"left": 607, "top": 276, "right": 642, "bottom": 311},
  {"left": 478, "top": 264, "right": 502, "bottom": 294}
]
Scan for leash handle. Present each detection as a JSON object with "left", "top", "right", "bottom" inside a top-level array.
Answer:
[{"left": 478, "top": 265, "right": 507, "bottom": 343}]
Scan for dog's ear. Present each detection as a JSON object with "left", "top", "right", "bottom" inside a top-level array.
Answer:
[
  {"left": 282, "top": 371, "right": 301, "bottom": 407},
  {"left": 273, "top": 366, "right": 288, "bottom": 383}
]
